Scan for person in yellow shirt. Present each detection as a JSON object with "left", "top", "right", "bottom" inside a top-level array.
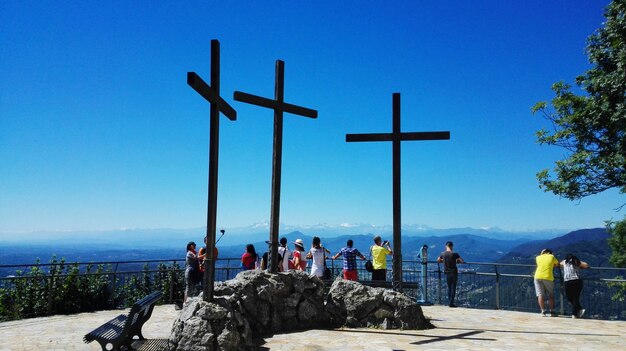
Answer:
[
  {"left": 371, "top": 236, "right": 392, "bottom": 282},
  {"left": 534, "top": 248, "right": 559, "bottom": 316}
]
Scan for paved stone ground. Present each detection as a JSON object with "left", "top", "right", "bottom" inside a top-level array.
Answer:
[{"left": 0, "top": 305, "right": 624, "bottom": 350}]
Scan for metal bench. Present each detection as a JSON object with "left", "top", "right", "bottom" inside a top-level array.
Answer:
[{"left": 84, "top": 291, "right": 163, "bottom": 351}]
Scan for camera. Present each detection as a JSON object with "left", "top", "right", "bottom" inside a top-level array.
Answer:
[{"left": 383, "top": 240, "right": 389, "bottom": 245}]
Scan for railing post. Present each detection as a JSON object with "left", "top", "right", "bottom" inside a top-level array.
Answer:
[
  {"left": 437, "top": 262, "right": 443, "bottom": 305},
  {"left": 495, "top": 265, "right": 500, "bottom": 310},
  {"left": 112, "top": 262, "right": 119, "bottom": 302},
  {"left": 47, "top": 265, "right": 55, "bottom": 315},
  {"left": 169, "top": 261, "right": 175, "bottom": 303},
  {"left": 557, "top": 267, "right": 564, "bottom": 315}
]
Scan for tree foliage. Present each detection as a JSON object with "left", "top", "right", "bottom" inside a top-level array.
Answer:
[
  {"left": 608, "top": 217, "right": 626, "bottom": 268},
  {"left": 532, "top": 0, "right": 626, "bottom": 203},
  {"left": 607, "top": 217, "right": 626, "bottom": 300},
  {"left": 0, "top": 257, "right": 183, "bottom": 321}
]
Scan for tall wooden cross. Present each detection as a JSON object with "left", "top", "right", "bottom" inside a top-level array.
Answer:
[
  {"left": 187, "top": 39, "right": 237, "bottom": 301},
  {"left": 346, "top": 93, "right": 449, "bottom": 291},
  {"left": 234, "top": 60, "right": 317, "bottom": 272}
]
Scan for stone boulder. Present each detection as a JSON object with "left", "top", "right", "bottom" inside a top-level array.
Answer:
[
  {"left": 325, "top": 279, "right": 433, "bottom": 330},
  {"left": 169, "top": 270, "right": 329, "bottom": 350}
]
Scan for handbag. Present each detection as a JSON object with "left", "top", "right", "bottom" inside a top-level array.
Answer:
[
  {"left": 365, "top": 246, "right": 374, "bottom": 272},
  {"left": 365, "top": 260, "right": 374, "bottom": 272},
  {"left": 322, "top": 249, "right": 332, "bottom": 279},
  {"left": 323, "top": 267, "right": 332, "bottom": 279}
]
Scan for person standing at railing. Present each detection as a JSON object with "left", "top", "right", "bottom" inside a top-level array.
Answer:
[
  {"left": 534, "top": 248, "right": 559, "bottom": 317},
  {"left": 184, "top": 241, "right": 199, "bottom": 303},
  {"left": 278, "top": 237, "right": 291, "bottom": 271},
  {"left": 332, "top": 239, "right": 367, "bottom": 281},
  {"left": 306, "top": 236, "right": 331, "bottom": 278},
  {"left": 198, "top": 236, "right": 219, "bottom": 276},
  {"left": 371, "top": 236, "right": 392, "bottom": 282},
  {"left": 561, "top": 253, "right": 590, "bottom": 319},
  {"left": 292, "top": 239, "right": 307, "bottom": 271},
  {"left": 437, "top": 241, "right": 465, "bottom": 308},
  {"left": 241, "top": 244, "right": 258, "bottom": 270}
]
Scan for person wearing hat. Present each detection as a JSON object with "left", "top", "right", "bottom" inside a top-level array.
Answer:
[
  {"left": 184, "top": 241, "right": 199, "bottom": 303},
  {"left": 292, "top": 239, "right": 307, "bottom": 271}
]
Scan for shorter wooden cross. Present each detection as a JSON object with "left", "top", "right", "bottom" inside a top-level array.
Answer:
[
  {"left": 346, "top": 93, "right": 449, "bottom": 291},
  {"left": 234, "top": 60, "right": 317, "bottom": 272}
]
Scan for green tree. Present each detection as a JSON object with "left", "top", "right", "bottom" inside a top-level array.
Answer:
[
  {"left": 607, "top": 218, "right": 626, "bottom": 300},
  {"left": 533, "top": 0, "right": 626, "bottom": 298},
  {"left": 608, "top": 218, "right": 626, "bottom": 268},
  {"left": 531, "top": 0, "right": 626, "bottom": 202}
]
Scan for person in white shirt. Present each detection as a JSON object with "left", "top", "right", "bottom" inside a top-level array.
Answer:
[
  {"left": 277, "top": 237, "right": 291, "bottom": 271},
  {"left": 307, "top": 236, "right": 330, "bottom": 278}
]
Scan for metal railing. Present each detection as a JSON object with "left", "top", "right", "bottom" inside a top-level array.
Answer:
[{"left": 1, "top": 258, "right": 625, "bottom": 321}]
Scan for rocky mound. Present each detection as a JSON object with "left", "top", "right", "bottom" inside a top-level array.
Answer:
[
  {"left": 326, "top": 278, "right": 432, "bottom": 329},
  {"left": 169, "top": 270, "right": 432, "bottom": 350}
]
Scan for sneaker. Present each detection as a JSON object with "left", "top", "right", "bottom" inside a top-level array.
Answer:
[
  {"left": 449, "top": 304, "right": 458, "bottom": 308},
  {"left": 577, "top": 309, "right": 586, "bottom": 318},
  {"left": 572, "top": 315, "right": 577, "bottom": 319},
  {"left": 541, "top": 310, "right": 549, "bottom": 317},
  {"left": 550, "top": 311, "right": 558, "bottom": 317}
]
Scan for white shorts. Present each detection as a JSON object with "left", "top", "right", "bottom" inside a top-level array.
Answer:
[{"left": 534, "top": 279, "right": 554, "bottom": 297}]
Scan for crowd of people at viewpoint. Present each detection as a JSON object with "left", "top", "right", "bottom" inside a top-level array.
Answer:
[{"left": 184, "top": 235, "right": 591, "bottom": 319}]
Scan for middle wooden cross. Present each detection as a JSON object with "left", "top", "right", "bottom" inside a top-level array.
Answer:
[{"left": 234, "top": 60, "right": 318, "bottom": 272}]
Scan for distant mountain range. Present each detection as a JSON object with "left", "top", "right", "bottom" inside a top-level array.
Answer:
[
  {"left": 498, "top": 228, "right": 612, "bottom": 267},
  {"left": 0, "top": 223, "right": 568, "bottom": 250},
  {"left": 0, "top": 226, "right": 613, "bottom": 269}
]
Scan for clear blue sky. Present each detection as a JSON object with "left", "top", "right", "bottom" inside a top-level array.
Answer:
[{"left": 1, "top": 1, "right": 623, "bottom": 234}]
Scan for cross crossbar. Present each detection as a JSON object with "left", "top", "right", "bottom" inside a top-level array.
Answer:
[
  {"left": 187, "top": 72, "right": 237, "bottom": 121},
  {"left": 346, "top": 131, "right": 450, "bottom": 142},
  {"left": 234, "top": 91, "right": 317, "bottom": 118}
]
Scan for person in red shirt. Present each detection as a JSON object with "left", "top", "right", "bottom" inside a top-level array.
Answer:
[
  {"left": 292, "top": 239, "right": 307, "bottom": 271},
  {"left": 198, "top": 236, "right": 219, "bottom": 274},
  {"left": 241, "top": 244, "right": 258, "bottom": 270}
]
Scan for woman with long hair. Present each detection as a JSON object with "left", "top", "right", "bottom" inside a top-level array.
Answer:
[
  {"left": 184, "top": 241, "right": 198, "bottom": 303},
  {"left": 560, "top": 253, "right": 590, "bottom": 318},
  {"left": 241, "top": 244, "right": 258, "bottom": 270},
  {"left": 306, "top": 236, "right": 330, "bottom": 278}
]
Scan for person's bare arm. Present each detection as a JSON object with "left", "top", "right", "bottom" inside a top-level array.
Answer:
[
  {"left": 456, "top": 256, "right": 465, "bottom": 264},
  {"left": 293, "top": 255, "right": 301, "bottom": 269},
  {"left": 437, "top": 256, "right": 443, "bottom": 263},
  {"left": 332, "top": 252, "right": 340, "bottom": 260},
  {"left": 580, "top": 261, "right": 590, "bottom": 269}
]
